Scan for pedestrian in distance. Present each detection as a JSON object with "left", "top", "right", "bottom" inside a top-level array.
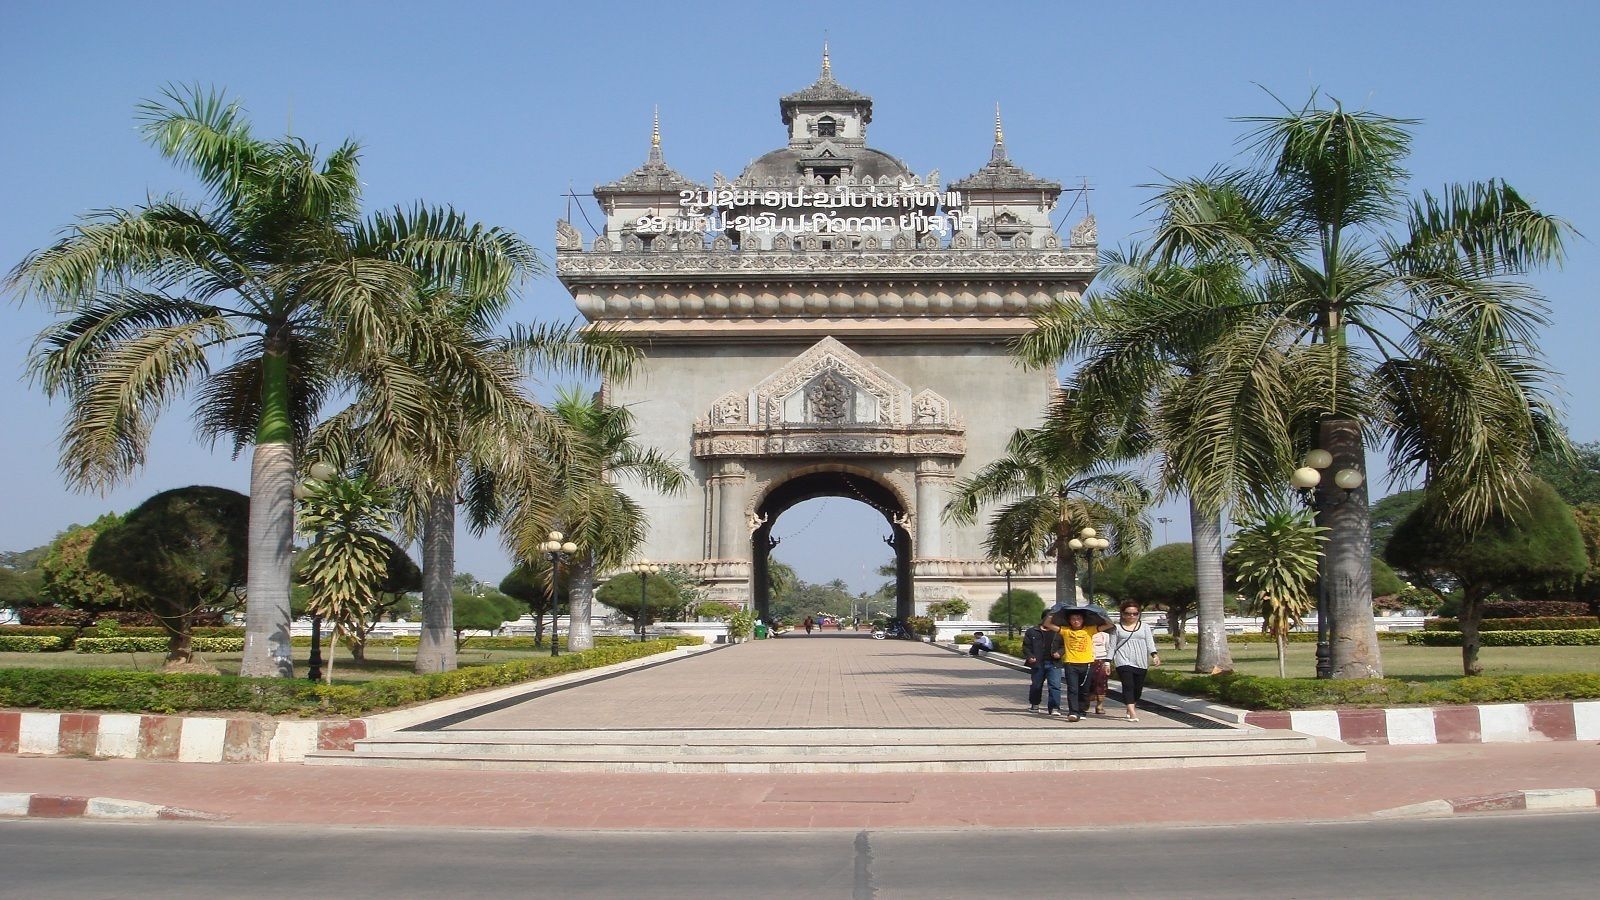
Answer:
[
  {"left": 1107, "top": 601, "right": 1161, "bottom": 722},
  {"left": 1089, "top": 626, "right": 1112, "bottom": 715},
  {"left": 803, "top": 616, "right": 814, "bottom": 635},
  {"left": 1022, "top": 611, "right": 1065, "bottom": 715},
  {"left": 968, "top": 631, "right": 997, "bottom": 657}
]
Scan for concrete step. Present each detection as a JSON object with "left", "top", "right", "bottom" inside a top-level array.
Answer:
[
  {"left": 358, "top": 726, "right": 1249, "bottom": 745},
  {"left": 304, "top": 736, "right": 1363, "bottom": 773},
  {"left": 348, "top": 730, "right": 1317, "bottom": 759}
]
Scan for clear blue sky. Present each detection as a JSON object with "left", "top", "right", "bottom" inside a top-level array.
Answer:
[{"left": 3, "top": 1, "right": 1595, "bottom": 592}]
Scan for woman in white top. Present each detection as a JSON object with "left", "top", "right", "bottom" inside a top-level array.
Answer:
[
  {"left": 1089, "top": 628, "right": 1112, "bottom": 714},
  {"left": 1106, "top": 601, "right": 1161, "bottom": 722}
]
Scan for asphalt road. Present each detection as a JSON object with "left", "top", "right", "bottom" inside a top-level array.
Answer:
[{"left": 1, "top": 813, "right": 1596, "bottom": 899}]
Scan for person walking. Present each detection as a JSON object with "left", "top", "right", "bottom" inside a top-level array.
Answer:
[
  {"left": 1107, "top": 602, "right": 1161, "bottom": 722},
  {"left": 803, "top": 616, "right": 815, "bottom": 635},
  {"left": 1058, "top": 610, "right": 1101, "bottom": 722},
  {"left": 1021, "top": 611, "right": 1065, "bottom": 715},
  {"left": 1089, "top": 627, "right": 1112, "bottom": 715}
]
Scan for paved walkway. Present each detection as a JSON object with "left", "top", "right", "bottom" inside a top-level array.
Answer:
[
  {"left": 3, "top": 744, "right": 1597, "bottom": 829},
  {"left": 444, "top": 634, "right": 1183, "bottom": 730}
]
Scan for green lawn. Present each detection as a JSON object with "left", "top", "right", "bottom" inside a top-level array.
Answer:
[
  {"left": 1160, "top": 641, "right": 1600, "bottom": 682},
  {"left": 0, "top": 644, "right": 561, "bottom": 684}
]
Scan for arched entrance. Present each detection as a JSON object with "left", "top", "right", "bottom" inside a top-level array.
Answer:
[{"left": 750, "top": 469, "right": 914, "bottom": 623}]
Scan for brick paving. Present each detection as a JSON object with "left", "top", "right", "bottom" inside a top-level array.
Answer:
[
  {"left": 445, "top": 634, "right": 1183, "bottom": 730},
  {"left": 2, "top": 744, "right": 1597, "bottom": 829}
]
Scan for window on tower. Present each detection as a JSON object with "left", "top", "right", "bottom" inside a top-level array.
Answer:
[{"left": 816, "top": 116, "right": 837, "bottom": 137}]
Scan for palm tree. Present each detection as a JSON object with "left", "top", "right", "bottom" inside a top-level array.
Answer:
[
  {"left": 1142, "top": 96, "right": 1571, "bottom": 678},
  {"left": 297, "top": 474, "right": 396, "bottom": 683},
  {"left": 1228, "top": 506, "right": 1327, "bottom": 677},
  {"left": 9, "top": 86, "right": 530, "bottom": 677},
  {"left": 496, "top": 389, "right": 688, "bottom": 651},
  {"left": 309, "top": 289, "right": 635, "bottom": 672},
  {"left": 1016, "top": 255, "right": 1261, "bottom": 673},
  {"left": 946, "top": 417, "right": 1152, "bottom": 605}
]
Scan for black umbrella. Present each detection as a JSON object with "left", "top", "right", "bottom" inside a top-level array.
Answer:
[{"left": 1049, "top": 603, "right": 1112, "bottom": 627}]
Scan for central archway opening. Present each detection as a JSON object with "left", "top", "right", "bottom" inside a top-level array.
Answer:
[{"left": 752, "top": 469, "right": 914, "bottom": 624}]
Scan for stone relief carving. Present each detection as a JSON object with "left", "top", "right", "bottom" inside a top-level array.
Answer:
[
  {"left": 752, "top": 337, "right": 906, "bottom": 426},
  {"left": 911, "top": 389, "right": 951, "bottom": 424},
  {"left": 1069, "top": 213, "right": 1097, "bottom": 247},
  {"left": 558, "top": 249, "right": 1095, "bottom": 277},
  {"left": 804, "top": 370, "right": 852, "bottom": 424},
  {"left": 746, "top": 510, "right": 769, "bottom": 534},
  {"left": 710, "top": 391, "right": 747, "bottom": 425},
  {"left": 556, "top": 219, "right": 584, "bottom": 251}
]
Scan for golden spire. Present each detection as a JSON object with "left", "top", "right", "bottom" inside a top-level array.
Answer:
[
  {"left": 994, "top": 102, "right": 1004, "bottom": 145},
  {"left": 651, "top": 105, "right": 661, "bottom": 150},
  {"left": 821, "top": 39, "right": 831, "bottom": 79}
]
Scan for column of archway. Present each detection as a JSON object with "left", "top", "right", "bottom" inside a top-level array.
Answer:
[
  {"left": 710, "top": 460, "right": 752, "bottom": 608},
  {"left": 913, "top": 458, "right": 955, "bottom": 559}
]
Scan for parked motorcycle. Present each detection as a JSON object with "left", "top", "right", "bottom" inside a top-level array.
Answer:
[{"left": 871, "top": 618, "right": 911, "bottom": 640}]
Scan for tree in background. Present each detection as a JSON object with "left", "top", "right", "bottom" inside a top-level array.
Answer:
[
  {"left": 1387, "top": 480, "right": 1586, "bottom": 675},
  {"left": 987, "top": 588, "right": 1046, "bottom": 635},
  {"left": 926, "top": 597, "right": 970, "bottom": 620},
  {"left": 1144, "top": 100, "right": 1570, "bottom": 680},
  {"left": 1534, "top": 440, "right": 1600, "bottom": 506},
  {"left": 0, "top": 543, "right": 49, "bottom": 607},
  {"left": 1572, "top": 505, "right": 1600, "bottom": 611},
  {"left": 1228, "top": 508, "right": 1326, "bottom": 677},
  {"left": 11, "top": 87, "right": 537, "bottom": 678},
  {"left": 1091, "top": 553, "right": 1136, "bottom": 606},
  {"left": 296, "top": 475, "right": 396, "bottom": 682},
  {"left": 1369, "top": 490, "right": 1426, "bottom": 566},
  {"left": 767, "top": 559, "right": 798, "bottom": 613},
  {"left": 451, "top": 591, "right": 523, "bottom": 649},
  {"left": 1370, "top": 558, "right": 1407, "bottom": 606},
  {"left": 499, "top": 557, "right": 565, "bottom": 645},
  {"left": 772, "top": 578, "right": 857, "bottom": 623},
  {"left": 345, "top": 535, "right": 421, "bottom": 661},
  {"left": 38, "top": 515, "right": 143, "bottom": 618},
  {"left": 1124, "top": 543, "right": 1198, "bottom": 651},
  {"left": 595, "top": 572, "right": 681, "bottom": 628},
  {"left": 88, "top": 486, "right": 249, "bottom": 664}
]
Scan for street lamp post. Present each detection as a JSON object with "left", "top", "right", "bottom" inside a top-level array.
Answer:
[
  {"left": 294, "top": 461, "right": 339, "bottom": 682},
  {"left": 1290, "top": 448, "right": 1365, "bottom": 679},
  {"left": 540, "top": 531, "right": 578, "bottom": 657},
  {"left": 1068, "top": 527, "right": 1111, "bottom": 605},
  {"left": 994, "top": 560, "right": 1018, "bottom": 638},
  {"left": 630, "top": 560, "right": 660, "bottom": 642}
]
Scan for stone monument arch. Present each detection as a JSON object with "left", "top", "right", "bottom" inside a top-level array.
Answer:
[{"left": 556, "top": 52, "right": 1092, "bottom": 618}]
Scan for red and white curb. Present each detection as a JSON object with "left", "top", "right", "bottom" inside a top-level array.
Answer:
[
  {"left": 1244, "top": 700, "right": 1600, "bottom": 745},
  {"left": 0, "top": 792, "right": 227, "bottom": 821},
  {"left": 0, "top": 711, "right": 365, "bottom": 763},
  {"left": 1374, "top": 788, "right": 1599, "bottom": 819}
]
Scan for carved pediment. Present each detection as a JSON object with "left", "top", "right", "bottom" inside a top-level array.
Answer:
[{"left": 751, "top": 336, "right": 909, "bottom": 427}]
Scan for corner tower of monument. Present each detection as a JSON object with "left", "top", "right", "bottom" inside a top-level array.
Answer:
[{"left": 555, "top": 52, "right": 1097, "bottom": 619}]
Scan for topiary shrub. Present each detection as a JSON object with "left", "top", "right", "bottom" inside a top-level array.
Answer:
[
  {"left": 1482, "top": 600, "right": 1592, "bottom": 618},
  {"left": 1406, "top": 629, "right": 1600, "bottom": 647},
  {"left": 906, "top": 615, "right": 935, "bottom": 638},
  {"left": 0, "top": 635, "right": 68, "bottom": 652},
  {"left": 74, "top": 637, "right": 245, "bottom": 654},
  {"left": 1424, "top": 616, "right": 1595, "bottom": 632}
]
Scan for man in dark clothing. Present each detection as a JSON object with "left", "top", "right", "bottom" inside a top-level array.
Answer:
[{"left": 1022, "top": 611, "right": 1065, "bottom": 715}]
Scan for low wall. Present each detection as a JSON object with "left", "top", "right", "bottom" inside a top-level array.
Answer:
[
  {"left": 1244, "top": 701, "right": 1600, "bottom": 745},
  {"left": 0, "top": 711, "right": 365, "bottom": 763}
]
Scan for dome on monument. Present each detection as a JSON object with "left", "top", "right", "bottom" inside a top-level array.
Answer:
[{"left": 734, "top": 145, "right": 913, "bottom": 185}]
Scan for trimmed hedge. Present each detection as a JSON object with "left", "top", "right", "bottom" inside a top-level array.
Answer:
[
  {"left": 1483, "top": 600, "right": 1592, "bottom": 619},
  {"left": 0, "top": 635, "right": 702, "bottom": 716},
  {"left": 288, "top": 635, "right": 570, "bottom": 650},
  {"left": 73, "top": 637, "right": 246, "bottom": 654},
  {"left": 1406, "top": 629, "right": 1600, "bottom": 647},
  {"left": 17, "top": 607, "right": 227, "bottom": 627},
  {"left": 0, "top": 636, "right": 68, "bottom": 652},
  {"left": 1146, "top": 668, "right": 1600, "bottom": 710},
  {"left": 1424, "top": 617, "right": 1597, "bottom": 632}
]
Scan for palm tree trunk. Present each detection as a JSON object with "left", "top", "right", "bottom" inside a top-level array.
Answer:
[
  {"left": 566, "top": 549, "right": 596, "bottom": 651},
  {"left": 1317, "top": 418, "right": 1384, "bottom": 678},
  {"left": 415, "top": 488, "right": 458, "bottom": 673},
  {"left": 1054, "top": 534, "right": 1080, "bottom": 607},
  {"left": 240, "top": 351, "right": 296, "bottom": 678},
  {"left": 1460, "top": 587, "right": 1486, "bottom": 677},
  {"left": 1276, "top": 631, "right": 1287, "bottom": 678},
  {"left": 1190, "top": 497, "right": 1234, "bottom": 673}
]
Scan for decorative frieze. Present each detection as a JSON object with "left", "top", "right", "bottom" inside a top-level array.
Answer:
[{"left": 693, "top": 427, "right": 966, "bottom": 459}]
